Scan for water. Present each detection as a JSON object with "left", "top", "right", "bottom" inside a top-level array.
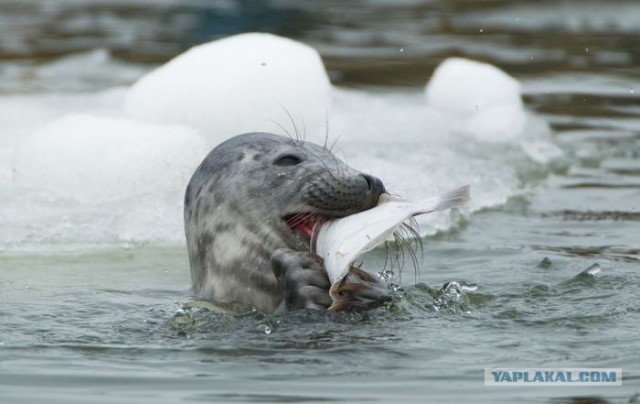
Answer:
[{"left": 1, "top": 1, "right": 639, "bottom": 403}]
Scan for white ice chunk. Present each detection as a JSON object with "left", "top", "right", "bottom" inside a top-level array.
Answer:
[
  {"left": 125, "top": 33, "right": 332, "bottom": 144},
  {"left": 425, "top": 57, "right": 530, "bottom": 143},
  {"left": 12, "top": 114, "right": 209, "bottom": 202},
  {"left": 463, "top": 104, "right": 527, "bottom": 143},
  {"left": 425, "top": 57, "right": 523, "bottom": 115}
]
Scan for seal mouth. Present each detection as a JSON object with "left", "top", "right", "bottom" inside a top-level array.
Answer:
[{"left": 284, "top": 213, "right": 330, "bottom": 240}]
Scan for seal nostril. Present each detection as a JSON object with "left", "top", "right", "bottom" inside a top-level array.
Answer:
[
  {"left": 362, "top": 174, "right": 374, "bottom": 191},
  {"left": 360, "top": 174, "right": 386, "bottom": 197}
]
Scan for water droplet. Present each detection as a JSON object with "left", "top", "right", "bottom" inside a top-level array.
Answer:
[
  {"left": 376, "top": 269, "right": 394, "bottom": 281},
  {"left": 479, "top": 28, "right": 483, "bottom": 33},
  {"left": 399, "top": 48, "right": 404, "bottom": 53},
  {"left": 171, "top": 308, "right": 195, "bottom": 328},
  {"left": 257, "top": 324, "right": 272, "bottom": 335},
  {"left": 433, "top": 280, "right": 473, "bottom": 313}
]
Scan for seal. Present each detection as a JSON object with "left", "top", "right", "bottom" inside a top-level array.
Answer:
[{"left": 184, "top": 132, "right": 386, "bottom": 313}]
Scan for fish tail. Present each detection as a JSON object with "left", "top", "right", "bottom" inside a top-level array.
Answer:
[{"left": 433, "top": 185, "right": 470, "bottom": 212}]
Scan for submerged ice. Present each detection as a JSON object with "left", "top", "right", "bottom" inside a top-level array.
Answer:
[
  {"left": 13, "top": 114, "right": 208, "bottom": 202},
  {"left": 0, "top": 33, "right": 561, "bottom": 251}
]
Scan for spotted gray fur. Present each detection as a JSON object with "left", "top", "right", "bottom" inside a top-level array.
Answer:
[{"left": 184, "top": 132, "right": 385, "bottom": 313}]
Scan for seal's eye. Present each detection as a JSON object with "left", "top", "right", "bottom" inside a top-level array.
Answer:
[{"left": 274, "top": 154, "right": 303, "bottom": 166}]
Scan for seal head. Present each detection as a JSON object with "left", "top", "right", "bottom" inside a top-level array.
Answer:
[{"left": 184, "top": 132, "right": 385, "bottom": 313}]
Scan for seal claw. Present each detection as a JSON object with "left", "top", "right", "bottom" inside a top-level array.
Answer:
[{"left": 271, "top": 248, "right": 331, "bottom": 312}]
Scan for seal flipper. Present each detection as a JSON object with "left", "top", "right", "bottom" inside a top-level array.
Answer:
[{"left": 271, "top": 248, "right": 332, "bottom": 312}]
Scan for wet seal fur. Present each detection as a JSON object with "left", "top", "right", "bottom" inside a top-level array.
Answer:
[{"left": 184, "top": 132, "right": 387, "bottom": 313}]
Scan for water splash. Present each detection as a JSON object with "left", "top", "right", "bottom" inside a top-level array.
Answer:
[
  {"left": 170, "top": 308, "right": 196, "bottom": 333},
  {"left": 432, "top": 281, "right": 478, "bottom": 314},
  {"left": 564, "top": 263, "right": 602, "bottom": 286},
  {"left": 579, "top": 263, "right": 602, "bottom": 277},
  {"left": 256, "top": 324, "right": 273, "bottom": 335}
]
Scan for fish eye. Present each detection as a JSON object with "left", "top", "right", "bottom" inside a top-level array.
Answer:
[{"left": 274, "top": 154, "right": 303, "bottom": 166}]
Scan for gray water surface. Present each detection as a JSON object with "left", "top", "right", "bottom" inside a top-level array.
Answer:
[{"left": 1, "top": 1, "right": 639, "bottom": 403}]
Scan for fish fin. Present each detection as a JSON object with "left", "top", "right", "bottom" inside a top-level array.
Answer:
[{"left": 434, "top": 185, "right": 470, "bottom": 212}]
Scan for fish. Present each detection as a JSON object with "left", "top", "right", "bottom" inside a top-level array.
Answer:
[{"left": 313, "top": 185, "right": 470, "bottom": 312}]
